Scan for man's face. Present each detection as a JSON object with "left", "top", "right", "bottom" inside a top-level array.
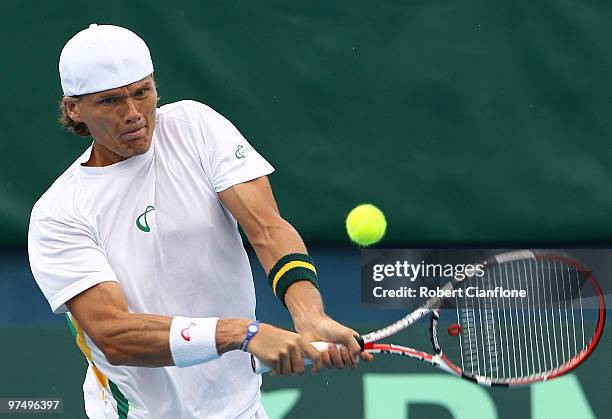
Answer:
[{"left": 64, "top": 75, "right": 158, "bottom": 164}]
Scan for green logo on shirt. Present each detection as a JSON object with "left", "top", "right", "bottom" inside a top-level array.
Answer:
[
  {"left": 235, "top": 144, "right": 251, "bottom": 159},
  {"left": 136, "top": 205, "right": 155, "bottom": 232}
]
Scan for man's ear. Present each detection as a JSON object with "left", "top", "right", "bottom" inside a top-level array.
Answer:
[{"left": 62, "top": 97, "right": 82, "bottom": 123}]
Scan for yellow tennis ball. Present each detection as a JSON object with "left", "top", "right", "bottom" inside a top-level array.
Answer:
[{"left": 346, "top": 204, "right": 387, "bottom": 246}]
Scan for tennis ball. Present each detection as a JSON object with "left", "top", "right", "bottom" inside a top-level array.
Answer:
[{"left": 345, "top": 204, "right": 387, "bottom": 246}]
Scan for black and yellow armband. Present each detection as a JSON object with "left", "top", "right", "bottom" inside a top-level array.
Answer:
[{"left": 268, "top": 253, "right": 319, "bottom": 307}]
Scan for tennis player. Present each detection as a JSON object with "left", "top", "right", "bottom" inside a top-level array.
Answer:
[{"left": 28, "top": 24, "right": 372, "bottom": 418}]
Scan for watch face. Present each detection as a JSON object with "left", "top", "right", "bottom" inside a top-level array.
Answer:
[{"left": 248, "top": 324, "right": 259, "bottom": 333}]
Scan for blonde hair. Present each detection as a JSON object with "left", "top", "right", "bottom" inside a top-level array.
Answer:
[{"left": 58, "top": 97, "right": 90, "bottom": 137}]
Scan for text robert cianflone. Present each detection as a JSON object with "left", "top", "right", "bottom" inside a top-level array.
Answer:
[
  {"left": 372, "top": 286, "right": 528, "bottom": 299},
  {"left": 372, "top": 261, "right": 485, "bottom": 281}
]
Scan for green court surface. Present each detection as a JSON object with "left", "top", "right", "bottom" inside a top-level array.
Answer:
[{"left": 1, "top": 321, "right": 608, "bottom": 418}]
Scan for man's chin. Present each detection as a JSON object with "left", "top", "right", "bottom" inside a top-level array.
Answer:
[{"left": 125, "top": 138, "right": 152, "bottom": 156}]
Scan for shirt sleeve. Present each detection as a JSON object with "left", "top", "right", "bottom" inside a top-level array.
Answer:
[
  {"left": 28, "top": 215, "right": 119, "bottom": 314},
  {"left": 189, "top": 101, "right": 275, "bottom": 192}
]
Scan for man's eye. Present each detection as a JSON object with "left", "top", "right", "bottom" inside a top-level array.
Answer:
[
  {"left": 134, "top": 89, "right": 147, "bottom": 97},
  {"left": 101, "top": 97, "right": 118, "bottom": 104}
]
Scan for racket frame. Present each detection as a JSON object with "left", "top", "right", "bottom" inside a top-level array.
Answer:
[{"left": 361, "top": 250, "right": 606, "bottom": 387}]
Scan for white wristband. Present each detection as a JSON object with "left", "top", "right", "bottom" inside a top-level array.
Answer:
[{"left": 169, "top": 316, "right": 219, "bottom": 367}]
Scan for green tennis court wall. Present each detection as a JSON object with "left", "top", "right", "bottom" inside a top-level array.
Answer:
[{"left": 3, "top": 1, "right": 612, "bottom": 247}]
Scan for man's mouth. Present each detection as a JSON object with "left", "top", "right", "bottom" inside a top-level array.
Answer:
[{"left": 122, "top": 126, "right": 146, "bottom": 139}]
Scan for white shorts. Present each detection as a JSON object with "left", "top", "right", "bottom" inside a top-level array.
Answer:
[{"left": 82, "top": 366, "right": 269, "bottom": 419}]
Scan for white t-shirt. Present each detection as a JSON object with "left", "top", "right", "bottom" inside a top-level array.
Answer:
[{"left": 28, "top": 100, "right": 275, "bottom": 419}]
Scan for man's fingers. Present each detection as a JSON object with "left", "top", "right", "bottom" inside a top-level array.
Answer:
[
  {"left": 320, "top": 350, "right": 333, "bottom": 369},
  {"left": 338, "top": 345, "right": 355, "bottom": 369},
  {"left": 266, "top": 362, "right": 280, "bottom": 376},
  {"left": 289, "top": 344, "right": 305, "bottom": 375},
  {"left": 268, "top": 358, "right": 281, "bottom": 376},
  {"left": 326, "top": 342, "right": 345, "bottom": 369},
  {"left": 338, "top": 332, "right": 362, "bottom": 364},
  {"left": 291, "top": 318, "right": 370, "bottom": 372},
  {"left": 302, "top": 342, "right": 323, "bottom": 373},
  {"left": 360, "top": 351, "right": 374, "bottom": 362},
  {"left": 279, "top": 350, "right": 292, "bottom": 376}
]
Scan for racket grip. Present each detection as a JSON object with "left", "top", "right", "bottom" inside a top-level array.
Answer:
[{"left": 251, "top": 336, "right": 365, "bottom": 375}]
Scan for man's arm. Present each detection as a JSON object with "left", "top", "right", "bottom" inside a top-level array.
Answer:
[
  {"left": 66, "top": 282, "right": 172, "bottom": 366},
  {"left": 218, "top": 176, "right": 373, "bottom": 368},
  {"left": 65, "top": 281, "right": 323, "bottom": 375}
]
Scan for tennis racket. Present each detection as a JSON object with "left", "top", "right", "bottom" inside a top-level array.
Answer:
[{"left": 252, "top": 250, "right": 606, "bottom": 387}]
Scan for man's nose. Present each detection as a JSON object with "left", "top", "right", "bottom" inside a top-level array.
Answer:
[{"left": 123, "top": 97, "right": 142, "bottom": 124}]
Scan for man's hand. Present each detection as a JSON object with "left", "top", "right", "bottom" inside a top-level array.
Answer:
[
  {"left": 295, "top": 314, "right": 374, "bottom": 370},
  {"left": 245, "top": 323, "right": 324, "bottom": 376}
]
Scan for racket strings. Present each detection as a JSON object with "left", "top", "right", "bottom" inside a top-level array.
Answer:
[{"left": 452, "top": 258, "right": 592, "bottom": 381}]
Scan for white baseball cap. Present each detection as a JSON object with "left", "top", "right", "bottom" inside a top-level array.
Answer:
[{"left": 59, "top": 24, "right": 154, "bottom": 96}]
